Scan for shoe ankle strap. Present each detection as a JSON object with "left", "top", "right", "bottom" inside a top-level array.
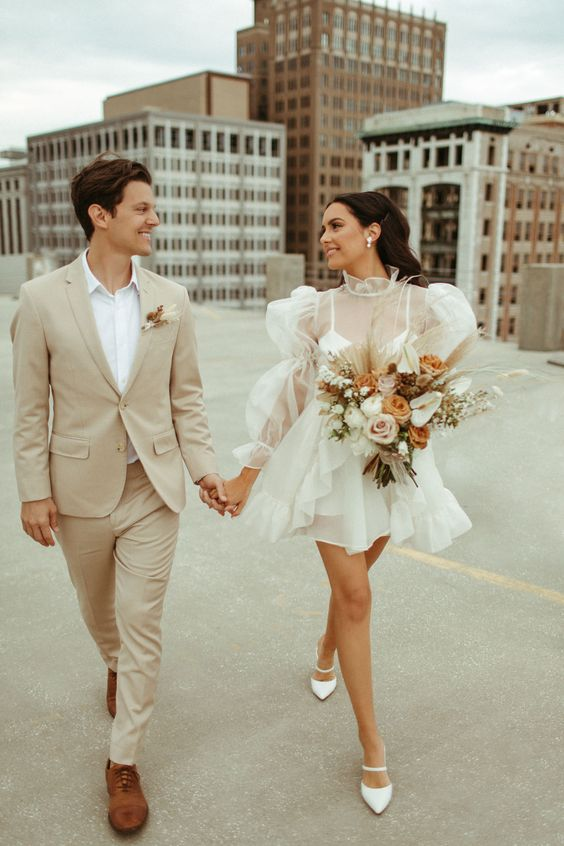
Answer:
[
  {"left": 315, "top": 664, "right": 335, "bottom": 673},
  {"left": 362, "top": 764, "right": 387, "bottom": 772}
]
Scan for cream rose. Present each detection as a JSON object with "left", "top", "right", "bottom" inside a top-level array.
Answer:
[
  {"left": 360, "top": 395, "right": 383, "bottom": 417},
  {"left": 360, "top": 394, "right": 382, "bottom": 417},
  {"left": 364, "top": 413, "right": 399, "bottom": 445},
  {"left": 344, "top": 406, "right": 366, "bottom": 429}
]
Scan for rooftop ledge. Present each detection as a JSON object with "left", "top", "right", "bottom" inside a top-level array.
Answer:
[{"left": 360, "top": 116, "right": 518, "bottom": 140}]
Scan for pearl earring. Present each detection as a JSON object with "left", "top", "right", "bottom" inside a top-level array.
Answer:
[{"left": 366, "top": 235, "right": 373, "bottom": 248}]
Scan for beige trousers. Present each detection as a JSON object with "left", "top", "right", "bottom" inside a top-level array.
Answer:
[{"left": 57, "top": 460, "right": 179, "bottom": 764}]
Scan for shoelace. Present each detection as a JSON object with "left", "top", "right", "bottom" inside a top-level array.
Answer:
[{"left": 112, "top": 766, "right": 138, "bottom": 792}]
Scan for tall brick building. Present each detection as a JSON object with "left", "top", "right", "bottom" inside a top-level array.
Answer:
[{"left": 237, "top": 0, "right": 446, "bottom": 283}]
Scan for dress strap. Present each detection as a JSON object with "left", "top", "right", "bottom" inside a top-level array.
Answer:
[{"left": 391, "top": 281, "right": 407, "bottom": 337}]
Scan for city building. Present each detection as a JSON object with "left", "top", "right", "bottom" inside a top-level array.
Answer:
[
  {"left": 507, "top": 96, "right": 563, "bottom": 118},
  {"left": 361, "top": 101, "right": 564, "bottom": 340},
  {"left": 26, "top": 107, "right": 285, "bottom": 305},
  {"left": 0, "top": 150, "right": 30, "bottom": 294},
  {"left": 103, "top": 71, "right": 250, "bottom": 122},
  {"left": 237, "top": 0, "right": 446, "bottom": 284}
]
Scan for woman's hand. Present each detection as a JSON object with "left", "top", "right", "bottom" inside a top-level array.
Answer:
[{"left": 224, "top": 467, "right": 260, "bottom": 517}]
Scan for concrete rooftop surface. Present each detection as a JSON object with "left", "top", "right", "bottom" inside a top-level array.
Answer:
[{"left": 1, "top": 294, "right": 563, "bottom": 846}]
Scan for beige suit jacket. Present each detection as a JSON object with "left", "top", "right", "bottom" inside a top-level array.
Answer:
[{"left": 11, "top": 256, "right": 218, "bottom": 516}]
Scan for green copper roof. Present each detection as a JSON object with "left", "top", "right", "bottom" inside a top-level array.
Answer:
[{"left": 360, "top": 116, "right": 517, "bottom": 140}]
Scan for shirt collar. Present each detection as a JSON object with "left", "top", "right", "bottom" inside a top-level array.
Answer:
[{"left": 82, "top": 250, "right": 140, "bottom": 295}]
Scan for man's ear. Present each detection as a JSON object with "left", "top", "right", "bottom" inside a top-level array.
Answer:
[{"left": 88, "top": 203, "right": 110, "bottom": 233}]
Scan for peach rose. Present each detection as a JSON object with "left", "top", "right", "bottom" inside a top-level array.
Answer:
[
  {"left": 382, "top": 394, "right": 412, "bottom": 424},
  {"left": 419, "top": 354, "right": 447, "bottom": 377},
  {"left": 408, "top": 424, "right": 430, "bottom": 449},
  {"left": 354, "top": 372, "right": 379, "bottom": 395}
]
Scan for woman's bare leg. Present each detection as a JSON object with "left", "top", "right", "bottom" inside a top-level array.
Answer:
[
  {"left": 313, "top": 535, "right": 389, "bottom": 681},
  {"left": 365, "top": 535, "right": 390, "bottom": 570},
  {"left": 315, "top": 541, "right": 390, "bottom": 789}
]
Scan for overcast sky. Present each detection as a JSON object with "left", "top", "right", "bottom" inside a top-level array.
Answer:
[{"left": 1, "top": 0, "right": 562, "bottom": 151}]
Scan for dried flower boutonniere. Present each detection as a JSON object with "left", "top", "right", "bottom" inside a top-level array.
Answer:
[{"left": 142, "top": 304, "right": 179, "bottom": 331}]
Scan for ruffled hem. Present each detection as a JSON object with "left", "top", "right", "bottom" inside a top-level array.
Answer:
[
  {"left": 242, "top": 478, "right": 471, "bottom": 555},
  {"left": 240, "top": 401, "right": 471, "bottom": 554}
]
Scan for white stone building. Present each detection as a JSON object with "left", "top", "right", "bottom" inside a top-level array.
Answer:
[
  {"left": 360, "top": 100, "right": 564, "bottom": 340},
  {"left": 27, "top": 110, "right": 286, "bottom": 305}
]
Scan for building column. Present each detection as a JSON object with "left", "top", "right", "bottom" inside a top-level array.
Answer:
[
  {"left": 488, "top": 134, "right": 509, "bottom": 339},
  {"left": 456, "top": 132, "right": 481, "bottom": 307}
]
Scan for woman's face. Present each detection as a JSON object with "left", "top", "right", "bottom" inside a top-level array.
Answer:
[{"left": 319, "top": 202, "right": 377, "bottom": 272}]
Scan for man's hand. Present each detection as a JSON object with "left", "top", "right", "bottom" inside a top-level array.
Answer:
[
  {"left": 198, "top": 474, "right": 228, "bottom": 515},
  {"left": 21, "top": 498, "right": 59, "bottom": 547}
]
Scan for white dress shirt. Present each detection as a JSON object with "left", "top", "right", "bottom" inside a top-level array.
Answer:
[{"left": 82, "top": 250, "right": 140, "bottom": 463}]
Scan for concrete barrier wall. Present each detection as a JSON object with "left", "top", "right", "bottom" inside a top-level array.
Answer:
[
  {"left": 518, "top": 264, "right": 564, "bottom": 351},
  {"left": 265, "top": 254, "right": 306, "bottom": 303}
]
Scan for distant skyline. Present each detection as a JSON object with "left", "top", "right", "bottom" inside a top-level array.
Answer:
[{"left": 1, "top": 0, "right": 562, "bottom": 151}]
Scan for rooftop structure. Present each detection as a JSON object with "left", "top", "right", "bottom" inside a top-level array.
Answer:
[{"left": 361, "top": 100, "right": 564, "bottom": 339}]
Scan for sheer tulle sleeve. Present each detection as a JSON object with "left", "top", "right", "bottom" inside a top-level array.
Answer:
[
  {"left": 233, "top": 286, "right": 319, "bottom": 469},
  {"left": 423, "top": 283, "right": 477, "bottom": 359}
]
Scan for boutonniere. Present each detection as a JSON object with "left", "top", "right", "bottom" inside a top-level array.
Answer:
[{"left": 142, "top": 304, "right": 179, "bottom": 331}]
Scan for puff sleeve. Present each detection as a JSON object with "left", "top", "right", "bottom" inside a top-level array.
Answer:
[
  {"left": 233, "top": 286, "right": 319, "bottom": 469},
  {"left": 423, "top": 283, "right": 477, "bottom": 359}
]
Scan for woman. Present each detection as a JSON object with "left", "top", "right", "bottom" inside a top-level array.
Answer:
[{"left": 222, "top": 191, "right": 476, "bottom": 815}]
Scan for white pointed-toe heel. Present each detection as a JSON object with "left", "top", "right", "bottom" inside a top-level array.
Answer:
[
  {"left": 361, "top": 752, "right": 393, "bottom": 815},
  {"left": 310, "top": 646, "right": 337, "bottom": 701}
]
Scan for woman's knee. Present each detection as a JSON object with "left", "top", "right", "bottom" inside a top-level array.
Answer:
[{"left": 333, "top": 583, "right": 372, "bottom": 622}]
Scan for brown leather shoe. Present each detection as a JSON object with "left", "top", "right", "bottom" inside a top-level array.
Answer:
[
  {"left": 106, "top": 669, "right": 117, "bottom": 718},
  {"left": 106, "top": 760, "right": 148, "bottom": 833}
]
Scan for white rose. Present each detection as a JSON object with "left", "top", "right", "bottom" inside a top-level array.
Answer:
[
  {"left": 344, "top": 406, "right": 366, "bottom": 429},
  {"left": 409, "top": 391, "right": 443, "bottom": 426},
  {"left": 332, "top": 403, "right": 345, "bottom": 414},
  {"left": 360, "top": 395, "right": 383, "bottom": 417},
  {"left": 364, "top": 413, "right": 399, "bottom": 445},
  {"left": 330, "top": 418, "right": 344, "bottom": 431},
  {"left": 398, "top": 440, "right": 409, "bottom": 456}
]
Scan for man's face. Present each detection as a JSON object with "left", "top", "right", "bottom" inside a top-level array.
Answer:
[{"left": 100, "top": 180, "right": 159, "bottom": 257}]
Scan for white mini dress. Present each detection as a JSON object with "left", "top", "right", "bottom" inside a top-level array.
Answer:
[{"left": 234, "top": 269, "right": 477, "bottom": 554}]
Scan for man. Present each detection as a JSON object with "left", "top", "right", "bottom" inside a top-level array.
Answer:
[{"left": 11, "top": 154, "right": 226, "bottom": 833}]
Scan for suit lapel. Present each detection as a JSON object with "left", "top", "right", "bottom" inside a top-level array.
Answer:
[
  {"left": 122, "top": 268, "right": 156, "bottom": 395},
  {"left": 65, "top": 257, "right": 121, "bottom": 395}
]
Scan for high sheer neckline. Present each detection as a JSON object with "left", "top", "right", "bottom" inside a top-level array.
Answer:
[{"left": 343, "top": 266, "right": 399, "bottom": 296}]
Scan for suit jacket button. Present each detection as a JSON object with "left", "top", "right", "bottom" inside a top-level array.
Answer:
[{"left": 117, "top": 443, "right": 125, "bottom": 452}]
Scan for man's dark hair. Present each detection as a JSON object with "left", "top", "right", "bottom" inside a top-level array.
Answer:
[{"left": 70, "top": 154, "right": 152, "bottom": 240}]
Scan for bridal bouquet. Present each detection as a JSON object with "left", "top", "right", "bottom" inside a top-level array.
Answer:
[{"left": 318, "top": 333, "right": 495, "bottom": 488}]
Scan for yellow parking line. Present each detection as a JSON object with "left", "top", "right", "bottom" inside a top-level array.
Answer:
[
  {"left": 389, "top": 545, "right": 564, "bottom": 606},
  {"left": 194, "top": 306, "right": 222, "bottom": 320}
]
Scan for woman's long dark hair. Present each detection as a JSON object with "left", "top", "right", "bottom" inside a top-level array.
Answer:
[{"left": 329, "top": 191, "right": 427, "bottom": 287}]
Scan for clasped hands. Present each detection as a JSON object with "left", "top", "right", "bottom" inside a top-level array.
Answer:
[{"left": 198, "top": 467, "right": 260, "bottom": 517}]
